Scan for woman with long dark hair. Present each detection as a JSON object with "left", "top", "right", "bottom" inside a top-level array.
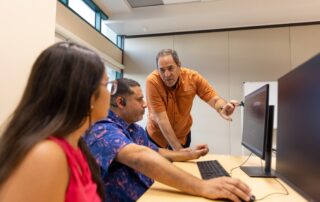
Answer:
[{"left": 0, "top": 42, "right": 114, "bottom": 201}]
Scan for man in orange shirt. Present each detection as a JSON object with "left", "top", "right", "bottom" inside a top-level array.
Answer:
[{"left": 146, "top": 49, "right": 239, "bottom": 150}]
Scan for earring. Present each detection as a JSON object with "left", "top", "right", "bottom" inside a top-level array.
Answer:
[{"left": 90, "top": 105, "right": 94, "bottom": 110}]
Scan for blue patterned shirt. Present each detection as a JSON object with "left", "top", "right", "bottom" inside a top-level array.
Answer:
[{"left": 85, "top": 110, "right": 159, "bottom": 202}]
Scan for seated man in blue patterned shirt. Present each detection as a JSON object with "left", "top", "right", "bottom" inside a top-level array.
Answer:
[{"left": 85, "top": 78, "right": 252, "bottom": 202}]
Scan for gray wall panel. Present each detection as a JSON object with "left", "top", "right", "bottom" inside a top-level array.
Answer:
[
  {"left": 173, "top": 33, "right": 230, "bottom": 154},
  {"left": 229, "top": 28, "right": 291, "bottom": 154},
  {"left": 124, "top": 24, "right": 319, "bottom": 155}
]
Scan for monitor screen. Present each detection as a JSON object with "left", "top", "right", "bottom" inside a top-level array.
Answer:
[
  {"left": 242, "top": 84, "right": 269, "bottom": 159},
  {"left": 241, "top": 84, "right": 275, "bottom": 177},
  {"left": 277, "top": 53, "right": 320, "bottom": 201}
]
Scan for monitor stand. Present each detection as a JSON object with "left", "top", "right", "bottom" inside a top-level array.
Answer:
[
  {"left": 241, "top": 106, "right": 277, "bottom": 178},
  {"left": 240, "top": 166, "right": 276, "bottom": 178}
]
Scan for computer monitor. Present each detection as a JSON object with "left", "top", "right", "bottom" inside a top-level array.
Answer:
[
  {"left": 240, "top": 84, "right": 276, "bottom": 177},
  {"left": 277, "top": 53, "right": 320, "bottom": 201}
]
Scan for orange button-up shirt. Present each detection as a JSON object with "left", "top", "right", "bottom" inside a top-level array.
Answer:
[{"left": 146, "top": 67, "right": 217, "bottom": 147}]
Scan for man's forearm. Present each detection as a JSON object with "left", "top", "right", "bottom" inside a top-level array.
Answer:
[
  {"left": 152, "top": 111, "right": 183, "bottom": 150},
  {"left": 117, "top": 144, "right": 204, "bottom": 196},
  {"left": 158, "top": 148, "right": 192, "bottom": 162},
  {"left": 157, "top": 119, "right": 183, "bottom": 150},
  {"left": 208, "top": 96, "right": 226, "bottom": 112}
]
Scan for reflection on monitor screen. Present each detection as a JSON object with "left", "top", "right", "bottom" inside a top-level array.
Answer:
[{"left": 241, "top": 84, "right": 276, "bottom": 178}]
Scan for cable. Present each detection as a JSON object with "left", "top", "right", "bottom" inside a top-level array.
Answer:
[
  {"left": 256, "top": 158, "right": 290, "bottom": 201},
  {"left": 229, "top": 153, "right": 289, "bottom": 201},
  {"left": 255, "top": 178, "right": 289, "bottom": 201},
  {"left": 229, "top": 153, "right": 253, "bottom": 176}
]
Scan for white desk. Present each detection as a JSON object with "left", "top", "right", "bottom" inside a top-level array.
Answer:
[{"left": 138, "top": 154, "right": 307, "bottom": 202}]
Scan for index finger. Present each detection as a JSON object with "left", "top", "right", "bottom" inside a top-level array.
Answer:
[
  {"left": 221, "top": 112, "right": 232, "bottom": 121},
  {"left": 229, "top": 100, "right": 240, "bottom": 106},
  {"left": 226, "top": 177, "right": 251, "bottom": 195},
  {"left": 196, "top": 144, "right": 208, "bottom": 149}
]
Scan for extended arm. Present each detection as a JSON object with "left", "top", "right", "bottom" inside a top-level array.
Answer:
[
  {"left": 146, "top": 78, "right": 183, "bottom": 150},
  {"left": 153, "top": 111, "right": 183, "bottom": 150},
  {"left": 116, "top": 143, "right": 252, "bottom": 202},
  {"left": 207, "top": 96, "right": 239, "bottom": 121}
]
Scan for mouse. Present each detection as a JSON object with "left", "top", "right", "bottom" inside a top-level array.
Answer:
[
  {"left": 240, "top": 195, "right": 256, "bottom": 202},
  {"left": 248, "top": 195, "right": 256, "bottom": 202},
  {"left": 222, "top": 194, "right": 256, "bottom": 202}
]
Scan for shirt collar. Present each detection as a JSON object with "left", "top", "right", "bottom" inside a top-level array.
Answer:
[
  {"left": 177, "top": 71, "right": 184, "bottom": 87},
  {"left": 108, "top": 110, "right": 135, "bottom": 130}
]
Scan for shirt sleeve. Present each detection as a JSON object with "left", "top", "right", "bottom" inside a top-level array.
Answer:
[
  {"left": 85, "top": 122, "right": 132, "bottom": 170},
  {"left": 146, "top": 75, "right": 166, "bottom": 113},
  {"left": 194, "top": 71, "right": 218, "bottom": 102}
]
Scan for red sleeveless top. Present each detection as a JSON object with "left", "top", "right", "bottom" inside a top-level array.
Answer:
[{"left": 49, "top": 137, "right": 101, "bottom": 202}]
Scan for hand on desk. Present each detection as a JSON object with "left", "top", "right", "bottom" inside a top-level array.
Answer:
[
  {"left": 180, "top": 144, "right": 209, "bottom": 159},
  {"left": 121, "top": 145, "right": 253, "bottom": 202},
  {"left": 200, "top": 176, "right": 252, "bottom": 202},
  {"left": 159, "top": 144, "right": 208, "bottom": 162}
]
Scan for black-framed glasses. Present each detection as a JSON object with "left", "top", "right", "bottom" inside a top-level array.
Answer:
[{"left": 105, "top": 80, "right": 117, "bottom": 95}]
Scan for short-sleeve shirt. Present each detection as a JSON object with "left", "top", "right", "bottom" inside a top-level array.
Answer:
[
  {"left": 84, "top": 110, "right": 159, "bottom": 202},
  {"left": 146, "top": 67, "right": 217, "bottom": 147}
]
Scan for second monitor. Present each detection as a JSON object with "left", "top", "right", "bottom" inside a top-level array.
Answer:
[{"left": 241, "top": 84, "right": 276, "bottom": 178}]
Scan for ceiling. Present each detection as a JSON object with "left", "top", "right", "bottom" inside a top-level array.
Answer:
[{"left": 95, "top": 0, "right": 320, "bottom": 36}]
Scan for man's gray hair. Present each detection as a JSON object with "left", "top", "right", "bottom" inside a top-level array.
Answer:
[{"left": 156, "top": 49, "right": 181, "bottom": 67}]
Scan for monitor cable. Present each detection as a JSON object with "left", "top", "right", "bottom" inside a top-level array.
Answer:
[
  {"left": 229, "top": 153, "right": 253, "bottom": 176},
  {"left": 255, "top": 178, "right": 289, "bottom": 201},
  {"left": 228, "top": 153, "right": 289, "bottom": 201}
]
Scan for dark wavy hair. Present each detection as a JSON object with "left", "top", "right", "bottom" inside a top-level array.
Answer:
[
  {"left": 0, "top": 42, "right": 105, "bottom": 200},
  {"left": 110, "top": 78, "right": 140, "bottom": 107}
]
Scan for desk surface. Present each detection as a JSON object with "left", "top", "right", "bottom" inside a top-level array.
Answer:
[{"left": 138, "top": 154, "right": 307, "bottom": 202}]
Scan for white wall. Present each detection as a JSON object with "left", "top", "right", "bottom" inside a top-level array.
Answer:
[
  {"left": 124, "top": 24, "right": 320, "bottom": 155},
  {"left": 0, "top": 0, "right": 56, "bottom": 127}
]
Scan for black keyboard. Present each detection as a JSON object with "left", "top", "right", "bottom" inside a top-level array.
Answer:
[{"left": 197, "top": 160, "right": 230, "bottom": 179}]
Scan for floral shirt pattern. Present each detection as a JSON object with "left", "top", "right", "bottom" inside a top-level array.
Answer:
[{"left": 85, "top": 110, "right": 159, "bottom": 202}]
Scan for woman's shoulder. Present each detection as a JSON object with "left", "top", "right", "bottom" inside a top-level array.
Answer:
[
  {"left": 30, "top": 139, "right": 68, "bottom": 163},
  {"left": 0, "top": 139, "right": 69, "bottom": 201},
  {"left": 21, "top": 139, "right": 69, "bottom": 181}
]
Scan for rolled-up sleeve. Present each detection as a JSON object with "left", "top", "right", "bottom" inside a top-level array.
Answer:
[{"left": 194, "top": 72, "right": 217, "bottom": 102}]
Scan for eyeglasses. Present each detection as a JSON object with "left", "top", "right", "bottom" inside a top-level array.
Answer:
[{"left": 104, "top": 80, "right": 118, "bottom": 95}]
